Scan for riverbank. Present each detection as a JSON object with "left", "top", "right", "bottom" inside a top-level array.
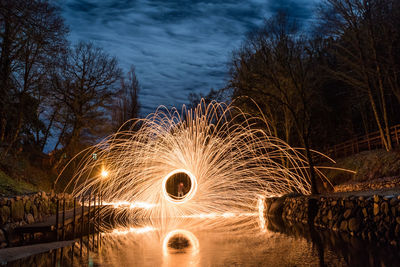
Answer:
[
  {"left": 0, "top": 192, "right": 74, "bottom": 248},
  {"left": 265, "top": 187, "right": 400, "bottom": 247}
]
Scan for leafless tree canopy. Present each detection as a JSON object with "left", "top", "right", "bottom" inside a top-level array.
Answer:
[{"left": 0, "top": 1, "right": 140, "bottom": 170}]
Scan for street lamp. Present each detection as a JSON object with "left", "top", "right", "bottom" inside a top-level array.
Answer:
[{"left": 101, "top": 169, "right": 109, "bottom": 178}]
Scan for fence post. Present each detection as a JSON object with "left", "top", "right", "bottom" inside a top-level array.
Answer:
[
  {"left": 55, "top": 199, "right": 59, "bottom": 241},
  {"left": 72, "top": 198, "right": 76, "bottom": 239},
  {"left": 88, "top": 193, "right": 91, "bottom": 250},
  {"left": 62, "top": 197, "right": 65, "bottom": 241},
  {"left": 92, "top": 194, "right": 96, "bottom": 248},
  {"left": 80, "top": 195, "right": 84, "bottom": 257},
  {"left": 87, "top": 193, "right": 91, "bottom": 255}
]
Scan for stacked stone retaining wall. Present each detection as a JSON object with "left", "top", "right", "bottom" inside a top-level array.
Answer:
[
  {"left": 265, "top": 193, "right": 400, "bottom": 246},
  {"left": 0, "top": 192, "right": 74, "bottom": 248}
]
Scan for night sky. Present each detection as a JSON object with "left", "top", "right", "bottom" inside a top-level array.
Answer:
[{"left": 60, "top": 0, "right": 318, "bottom": 115}]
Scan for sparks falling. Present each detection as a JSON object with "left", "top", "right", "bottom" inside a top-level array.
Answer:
[{"left": 58, "top": 100, "right": 332, "bottom": 219}]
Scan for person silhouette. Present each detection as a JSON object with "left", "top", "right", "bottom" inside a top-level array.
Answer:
[{"left": 177, "top": 182, "right": 185, "bottom": 197}]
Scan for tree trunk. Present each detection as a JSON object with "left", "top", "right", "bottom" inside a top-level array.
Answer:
[
  {"left": 0, "top": 116, "right": 6, "bottom": 143},
  {"left": 367, "top": 89, "right": 390, "bottom": 151},
  {"left": 1, "top": 111, "right": 23, "bottom": 159},
  {"left": 304, "top": 137, "right": 318, "bottom": 195}
]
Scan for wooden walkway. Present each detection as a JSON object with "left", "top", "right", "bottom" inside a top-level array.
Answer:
[
  {"left": 0, "top": 240, "right": 75, "bottom": 262},
  {"left": 14, "top": 206, "right": 90, "bottom": 235}
]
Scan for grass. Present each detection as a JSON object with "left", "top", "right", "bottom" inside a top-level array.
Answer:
[
  {"left": 0, "top": 152, "right": 55, "bottom": 196},
  {"left": 0, "top": 169, "right": 38, "bottom": 195},
  {"left": 322, "top": 149, "right": 400, "bottom": 187}
]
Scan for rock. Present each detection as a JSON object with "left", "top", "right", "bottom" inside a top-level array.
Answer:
[
  {"left": 390, "top": 198, "right": 398, "bottom": 206},
  {"left": 344, "top": 209, "right": 352, "bottom": 219},
  {"left": 50, "top": 202, "right": 57, "bottom": 215},
  {"left": 374, "top": 195, "right": 380, "bottom": 203},
  {"left": 391, "top": 207, "right": 396, "bottom": 216},
  {"left": 41, "top": 192, "right": 48, "bottom": 200},
  {"left": 25, "top": 200, "right": 31, "bottom": 213},
  {"left": 25, "top": 213, "right": 34, "bottom": 224},
  {"left": 0, "top": 229, "right": 6, "bottom": 243},
  {"left": 362, "top": 208, "right": 368, "bottom": 217},
  {"left": 340, "top": 220, "right": 348, "bottom": 232},
  {"left": 395, "top": 224, "right": 400, "bottom": 237},
  {"left": 327, "top": 210, "right": 333, "bottom": 220},
  {"left": 380, "top": 202, "right": 389, "bottom": 215},
  {"left": 374, "top": 203, "right": 380, "bottom": 216},
  {"left": 396, "top": 217, "right": 400, "bottom": 224},
  {"left": 32, "top": 205, "right": 38, "bottom": 220},
  {"left": 11, "top": 200, "right": 24, "bottom": 221},
  {"left": 331, "top": 201, "right": 337, "bottom": 206},
  {"left": 345, "top": 201, "right": 354, "bottom": 209},
  {"left": 0, "top": 206, "right": 10, "bottom": 224},
  {"left": 368, "top": 231, "right": 375, "bottom": 240},
  {"left": 348, "top": 217, "right": 360, "bottom": 232}
]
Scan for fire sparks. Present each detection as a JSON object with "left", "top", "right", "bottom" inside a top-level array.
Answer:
[{"left": 60, "top": 100, "right": 332, "bottom": 220}]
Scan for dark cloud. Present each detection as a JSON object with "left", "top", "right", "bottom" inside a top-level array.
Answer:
[
  {"left": 266, "top": 0, "right": 315, "bottom": 20},
  {"left": 61, "top": 0, "right": 318, "bottom": 115}
]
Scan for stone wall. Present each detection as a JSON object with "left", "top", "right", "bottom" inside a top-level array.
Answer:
[
  {"left": 334, "top": 176, "right": 400, "bottom": 192},
  {"left": 265, "top": 193, "right": 400, "bottom": 247},
  {"left": 0, "top": 192, "right": 74, "bottom": 248}
]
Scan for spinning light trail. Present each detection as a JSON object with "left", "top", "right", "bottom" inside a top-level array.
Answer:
[{"left": 59, "top": 100, "right": 333, "bottom": 219}]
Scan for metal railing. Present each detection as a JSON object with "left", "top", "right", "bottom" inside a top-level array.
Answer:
[{"left": 324, "top": 124, "right": 400, "bottom": 159}]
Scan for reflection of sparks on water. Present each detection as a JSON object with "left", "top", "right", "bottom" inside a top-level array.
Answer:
[
  {"left": 258, "top": 196, "right": 266, "bottom": 232},
  {"left": 60, "top": 100, "right": 336, "bottom": 220},
  {"left": 163, "top": 229, "right": 200, "bottom": 256},
  {"left": 111, "top": 226, "right": 156, "bottom": 235},
  {"left": 103, "top": 201, "right": 157, "bottom": 210},
  {"left": 182, "top": 212, "right": 257, "bottom": 219}
]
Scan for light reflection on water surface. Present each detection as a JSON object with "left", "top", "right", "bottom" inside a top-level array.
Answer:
[
  {"left": 91, "top": 217, "right": 346, "bottom": 267},
  {"left": 6, "top": 216, "right": 400, "bottom": 266}
]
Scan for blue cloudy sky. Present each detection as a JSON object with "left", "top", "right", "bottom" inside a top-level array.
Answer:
[{"left": 60, "top": 0, "right": 318, "bottom": 115}]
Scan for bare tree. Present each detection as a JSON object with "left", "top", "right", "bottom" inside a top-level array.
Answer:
[
  {"left": 228, "top": 13, "right": 322, "bottom": 194},
  {"left": 0, "top": 0, "right": 67, "bottom": 157},
  {"left": 112, "top": 65, "right": 140, "bottom": 130},
  {"left": 50, "top": 41, "right": 122, "bottom": 169},
  {"left": 320, "top": 0, "right": 400, "bottom": 151}
]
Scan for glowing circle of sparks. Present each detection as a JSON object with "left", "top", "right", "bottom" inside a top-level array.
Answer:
[
  {"left": 58, "top": 100, "right": 344, "bottom": 220},
  {"left": 162, "top": 229, "right": 200, "bottom": 256},
  {"left": 162, "top": 169, "right": 198, "bottom": 204}
]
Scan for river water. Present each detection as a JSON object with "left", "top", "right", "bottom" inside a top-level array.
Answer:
[{"left": 5, "top": 216, "right": 400, "bottom": 266}]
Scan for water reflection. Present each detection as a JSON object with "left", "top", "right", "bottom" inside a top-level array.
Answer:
[
  {"left": 162, "top": 229, "right": 199, "bottom": 267},
  {"left": 86, "top": 216, "right": 349, "bottom": 267},
  {"left": 5, "top": 215, "right": 400, "bottom": 266}
]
